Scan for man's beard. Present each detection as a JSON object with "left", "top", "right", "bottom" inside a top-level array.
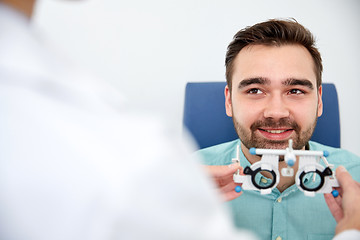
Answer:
[{"left": 233, "top": 116, "right": 317, "bottom": 151}]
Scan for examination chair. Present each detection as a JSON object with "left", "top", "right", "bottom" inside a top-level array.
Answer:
[{"left": 183, "top": 82, "right": 340, "bottom": 150}]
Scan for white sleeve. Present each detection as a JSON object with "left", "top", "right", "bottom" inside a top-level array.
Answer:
[
  {"left": 0, "top": 84, "right": 257, "bottom": 240},
  {"left": 333, "top": 230, "right": 360, "bottom": 240}
]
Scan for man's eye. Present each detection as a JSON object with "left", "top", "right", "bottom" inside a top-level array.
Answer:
[
  {"left": 289, "top": 89, "right": 304, "bottom": 95},
  {"left": 247, "top": 88, "right": 263, "bottom": 94}
]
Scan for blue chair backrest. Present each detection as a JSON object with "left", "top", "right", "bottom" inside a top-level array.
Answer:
[{"left": 183, "top": 82, "right": 340, "bottom": 149}]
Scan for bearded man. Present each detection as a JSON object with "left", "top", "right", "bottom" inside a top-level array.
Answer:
[{"left": 196, "top": 19, "right": 360, "bottom": 240}]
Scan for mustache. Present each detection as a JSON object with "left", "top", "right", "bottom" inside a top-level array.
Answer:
[{"left": 250, "top": 118, "right": 300, "bottom": 132}]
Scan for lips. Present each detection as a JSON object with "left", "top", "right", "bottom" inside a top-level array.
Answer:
[
  {"left": 258, "top": 128, "right": 294, "bottom": 140},
  {"left": 262, "top": 129, "right": 288, "bottom": 134}
]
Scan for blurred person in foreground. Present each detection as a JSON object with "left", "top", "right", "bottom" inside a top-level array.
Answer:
[
  {"left": 0, "top": 0, "right": 254, "bottom": 239},
  {"left": 0, "top": 1, "right": 359, "bottom": 240}
]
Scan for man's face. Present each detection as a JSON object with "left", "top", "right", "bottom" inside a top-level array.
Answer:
[{"left": 225, "top": 44, "right": 323, "bottom": 150}]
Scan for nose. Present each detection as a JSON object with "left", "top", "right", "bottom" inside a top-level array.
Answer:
[{"left": 263, "top": 95, "right": 290, "bottom": 120}]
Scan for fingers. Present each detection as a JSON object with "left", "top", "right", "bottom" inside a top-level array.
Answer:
[
  {"left": 220, "top": 181, "right": 239, "bottom": 193},
  {"left": 207, "top": 164, "right": 242, "bottom": 188},
  {"left": 215, "top": 174, "right": 235, "bottom": 187},
  {"left": 219, "top": 180, "right": 242, "bottom": 201},
  {"left": 332, "top": 166, "right": 360, "bottom": 235},
  {"left": 205, "top": 163, "right": 241, "bottom": 178},
  {"left": 203, "top": 164, "right": 243, "bottom": 201},
  {"left": 336, "top": 166, "right": 357, "bottom": 192},
  {"left": 222, "top": 186, "right": 243, "bottom": 201},
  {"left": 324, "top": 193, "right": 344, "bottom": 222}
]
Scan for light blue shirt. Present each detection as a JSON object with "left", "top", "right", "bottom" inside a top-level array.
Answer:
[{"left": 196, "top": 139, "right": 360, "bottom": 240}]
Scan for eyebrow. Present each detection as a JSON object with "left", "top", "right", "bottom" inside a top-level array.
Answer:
[
  {"left": 282, "top": 78, "right": 314, "bottom": 89},
  {"left": 237, "top": 77, "right": 315, "bottom": 90},
  {"left": 238, "top": 77, "right": 270, "bottom": 89}
]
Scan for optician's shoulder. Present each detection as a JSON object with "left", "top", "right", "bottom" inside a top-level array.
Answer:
[{"left": 194, "top": 139, "right": 240, "bottom": 165}]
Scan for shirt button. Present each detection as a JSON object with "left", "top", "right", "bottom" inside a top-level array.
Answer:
[
  {"left": 276, "top": 236, "right": 282, "bottom": 240},
  {"left": 277, "top": 198, "right": 282, "bottom": 203},
  {"left": 261, "top": 178, "right": 268, "bottom": 184}
]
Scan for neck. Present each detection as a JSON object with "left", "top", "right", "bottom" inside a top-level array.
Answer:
[{"left": 0, "top": 0, "right": 36, "bottom": 19}]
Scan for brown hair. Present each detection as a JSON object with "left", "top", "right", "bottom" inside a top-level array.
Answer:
[{"left": 225, "top": 19, "right": 322, "bottom": 90}]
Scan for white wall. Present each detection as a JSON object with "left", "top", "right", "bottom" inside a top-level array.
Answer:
[{"left": 34, "top": 0, "right": 360, "bottom": 156}]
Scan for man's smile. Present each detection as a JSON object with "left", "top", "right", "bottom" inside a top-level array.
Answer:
[{"left": 257, "top": 128, "right": 294, "bottom": 140}]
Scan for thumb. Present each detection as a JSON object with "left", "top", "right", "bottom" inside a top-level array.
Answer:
[
  {"left": 336, "top": 166, "right": 355, "bottom": 192},
  {"left": 205, "top": 163, "right": 241, "bottom": 178}
]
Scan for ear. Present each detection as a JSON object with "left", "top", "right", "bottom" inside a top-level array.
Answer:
[
  {"left": 317, "top": 85, "right": 323, "bottom": 117},
  {"left": 225, "top": 85, "right": 233, "bottom": 117}
]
